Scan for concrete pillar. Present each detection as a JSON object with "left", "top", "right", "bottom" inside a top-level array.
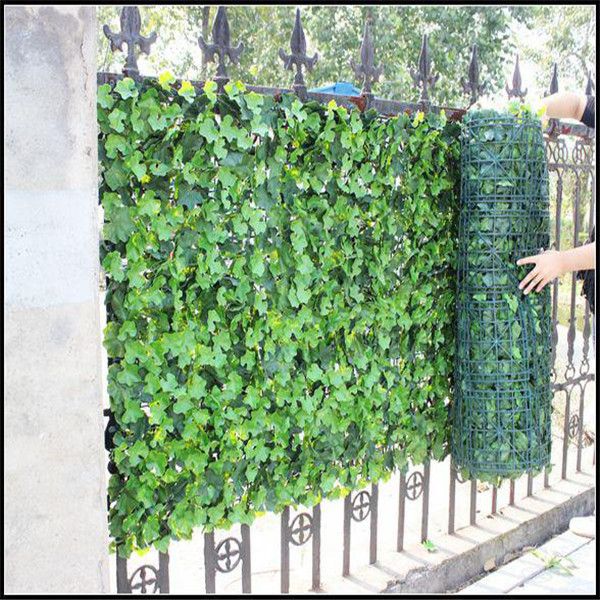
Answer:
[{"left": 4, "top": 6, "right": 110, "bottom": 593}]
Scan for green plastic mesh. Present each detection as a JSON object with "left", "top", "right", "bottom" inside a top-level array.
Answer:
[{"left": 450, "top": 109, "right": 553, "bottom": 482}]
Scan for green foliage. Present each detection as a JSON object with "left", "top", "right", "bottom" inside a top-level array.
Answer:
[
  {"left": 98, "top": 75, "right": 460, "bottom": 556},
  {"left": 451, "top": 107, "right": 552, "bottom": 486},
  {"left": 530, "top": 549, "right": 577, "bottom": 576}
]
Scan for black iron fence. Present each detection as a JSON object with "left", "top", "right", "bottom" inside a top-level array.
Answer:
[{"left": 98, "top": 6, "right": 595, "bottom": 594}]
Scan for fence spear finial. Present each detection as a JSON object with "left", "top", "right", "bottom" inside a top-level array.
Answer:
[
  {"left": 546, "top": 62, "right": 559, "bottom": 97},
  {"left": 278, "top": 8, "right": 318, "bottom": 98},
  {"left": 462, "top": 44, "right": 484, "bottom": 107},
  {"left": 350, "top": 20, "right": 383, "bottom": 97},
  {"left": 102, "top": 6, "right": 157, "bottom": 78},
  {"left": 198, "top": 6, "right": 244, "bottom": 91},
  {"left": 505, "top": 54, "right": 527, "bottom": 100},
  {"left": 411, "top": 34, "right": 439, "bottom": 107}
]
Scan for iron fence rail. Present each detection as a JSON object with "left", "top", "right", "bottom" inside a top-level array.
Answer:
[{"left": 98, "top": 5, "right": 596, "bottom": 594}]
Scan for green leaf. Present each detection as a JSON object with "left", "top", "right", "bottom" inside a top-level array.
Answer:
[
  {"left": 178, "top": 80, "right": 196, "bottom": 102},
  {"left": 158, "top": 70, "right": 176, "bottom": 90},
  {"left": 203, "top": 80, "right": 218, "bottom": 102},
  {"left": 98, "top": 84, "right": 115, "bottom": 109},
  {"left": 114, "top": 77, "right": 138, "bottom": 99}
]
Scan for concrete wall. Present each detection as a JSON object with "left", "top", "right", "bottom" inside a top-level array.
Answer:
[{"left": 4, "top": 6, "right": 110, "bottom": 593}]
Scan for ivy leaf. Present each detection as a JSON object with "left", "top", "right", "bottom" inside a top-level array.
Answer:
[
  {"left": 114, "top": 77, "right": 138, "bottom": 99},
  {"left": 203, "top": 80, "right": 218, "bottom": 102},
  {"left": 178, "top": 80, "right": 196, "bottom": 102},
  {"left": 158, "top": 70, "right": 176, "bottom": 90},
  {"left": 98, "top": 84, "right": 115, "bottom": 109},
  {"left": 108, "top": 109, "right": 127, "bottom": 133}
]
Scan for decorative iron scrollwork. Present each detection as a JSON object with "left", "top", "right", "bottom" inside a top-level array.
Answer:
[
  {"left": 569, "top": 414, "right": 580, "bottom": 440},
  {"left": 351, "top": 490, "right": 371, "bottom": 521},
  {"left": 129, "top": 565, "right": 160, "bottom": 594},
  {"left": 406, "top": 470, "right": 425, "bottom": 499},
  {"left": 546, "top": 137, "right": 569, "bottom": 166},
  {"left": 289, "top": 512, "right": 313, "bottom": 545},
  {"left": 462, "top": 44, "right": 484, "bottom": 107},
  {"left": 198, "top": 6, "right": 244, "bottom": 91},
  {"left": 455, "top": 470, "right": 467, "bottom": 485},
  {"left": 572, "top": 139, "right": 593, "bottom": 165},
  {"left": 279, "top": 8, "right": 318, "bottom": 96},
  {"left": 350, "top": 20, "right": 382, "bottom": 96},
  {"left": 214, "top": 536, "right": 242, "bottom": 573},
  {"left": 411, "top": 34, "right": 439, "bottom": 106},
  {"left": 103, "top": 6, "right": 157, "bottom": 78},
  {"left": 505, "top": 54, "right": 527, "bottom": 100}
]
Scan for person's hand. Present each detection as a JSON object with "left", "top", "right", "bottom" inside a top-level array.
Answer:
[{"left": 516, "top": 249, "right": 565, "bottom": 294}]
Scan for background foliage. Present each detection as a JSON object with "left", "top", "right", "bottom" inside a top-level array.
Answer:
[
  {"left": 98, "top": 75, "right": 460, "bottom": 556},
  {"left": 97, "top": 5, "right": 561, "bottom": 105}
]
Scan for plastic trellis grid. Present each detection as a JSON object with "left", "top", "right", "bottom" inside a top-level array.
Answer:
[{"left": 450, "top": 109, "right": 552, "bottom": 482}]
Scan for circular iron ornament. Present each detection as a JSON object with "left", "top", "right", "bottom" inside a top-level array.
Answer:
[
  {"left": 572, "top": 139, "right": 592, "bottom": 164},
  {"left": 351, "top": 491, "right": 371, "bottom": 522},
  {"left": 214, "top": 537, "right": 242, "bottom": 573},
  {"left": 289, "top": 512, "right": 313, "bottom": 546},
  {"left": 405, "top": 471, "right": 424, "bottom": 500},
  {"left": 569, "top": 414, "right": 580, "bottom": 440},
  {"left": 129, "top": 565, "right": 160, "bottom": 594}
]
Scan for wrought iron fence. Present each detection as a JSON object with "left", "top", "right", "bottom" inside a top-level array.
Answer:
[{"left": 98, "top": 6, "right": 595, "bottom": 594}]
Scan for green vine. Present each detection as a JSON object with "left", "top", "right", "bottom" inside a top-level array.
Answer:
[{"left": 98, "top": 75, "right": 460, "bottom": 556}]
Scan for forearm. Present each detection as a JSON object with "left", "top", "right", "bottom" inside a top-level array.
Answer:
[
  {"left": 558, "top": 242, "right": 596, "bottom": 274},
  {"left": 543, "top": 92, "right": 587, "bottom": 120}
]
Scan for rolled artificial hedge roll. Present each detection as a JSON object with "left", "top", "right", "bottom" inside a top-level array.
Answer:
[{"left": 450, "top": 106, "right": 552, "bottom": 484}]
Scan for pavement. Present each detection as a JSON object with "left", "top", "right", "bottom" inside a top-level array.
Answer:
[{"left": 458, "top": 528, "right": 596, "bottom": 595}]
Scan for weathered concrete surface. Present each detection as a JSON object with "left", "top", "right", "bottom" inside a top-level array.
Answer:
[
  {"left": 383, "top": 475, "right": 595, "bottom": 594},
  {"left": 459, "top": 529, "right": 593, "bottom": 594},
  {"left": 4, "top": 5, "right": 109, "bottom": 593}
]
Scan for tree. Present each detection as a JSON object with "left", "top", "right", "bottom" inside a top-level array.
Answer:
[
  {"left": 97, "top": 5, "right": 535, "bottom": 105},
  {"left": 517, "top": 5, "right": 595, "bottom": 95}
]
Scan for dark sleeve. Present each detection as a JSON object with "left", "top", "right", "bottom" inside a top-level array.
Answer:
[
  {"left": 577, "top": 226, "right": 595, "bottom": 315},
  {"left": 581, "top": 95, "right": 595, "bottom": 129}
]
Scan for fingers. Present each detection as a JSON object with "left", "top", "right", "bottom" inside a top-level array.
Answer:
[
  {"left": 519, "top": 266, "right": 540, "bottom": 291},
  {"left": 523, "top": 272, "right": 544, "bottom": 295},
  {"left": 534, "top": 277, "right": 550, "bottom": 293},
  {"left": 516, "top": 255, "right": 538, "bottom": 266}
]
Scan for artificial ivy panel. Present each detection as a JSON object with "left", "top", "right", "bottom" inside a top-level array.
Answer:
[
  {"left": 450, "top": 106, "right": 552, "bottom": 484},
  {"left": 98, "top": 75, "right": 460, "bottom": 556}
]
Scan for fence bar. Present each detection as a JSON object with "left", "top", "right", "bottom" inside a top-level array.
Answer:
[
  {"left": 397, "top": 471, "right": 406, "bottom": 551},
  {"left": 491, "top": 486, "right": 497, "bottom": 514},
  {"left": 204, "top": 532, "right": 216, "bottom": 594},
  {"left": 280, "top": 506, "right": 290, "bottom": 594},
  {"left": 550, "top": 172, "right": 563, "bottom": 377},
  {"left": 561, "top": 390, "right": 571, "bottom": 479},
  {"left": 158, "top": 551, "right": 170, "bottom": 593},
  {"left": 469, "top": 479, "right": 477, "bottom": 526},
  {"left": 526, "top": 473, "right": 533, "bottom": 497},
  {"left": 576, "top": 389, "right": 585, "bottom": 471},
  {"left": 241, "top": 524, "right": 251, "bottom": 593},
  {"left": 370, "top": 483, "right": 378, "bottom": 564},
  {"left": 509, "top": 480, "right": 515, "bottom": 506},
  {"left": 421, "top": 460, "right": 431, "bottom": 542},
  {"left": 544, "top": 466, "right": 550, "bottom": 488},
  {"left": 312, "top": 503, "right": 321, "bottom": 591},
  {"left": 448, "top": 462, "right": 456, "bottom": 534},
  {"left": 343, "top": 493, "right": 352, "bottom": 576},
  {"left": 116, "top": 554, "right": 130, "bottom": 593}
]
